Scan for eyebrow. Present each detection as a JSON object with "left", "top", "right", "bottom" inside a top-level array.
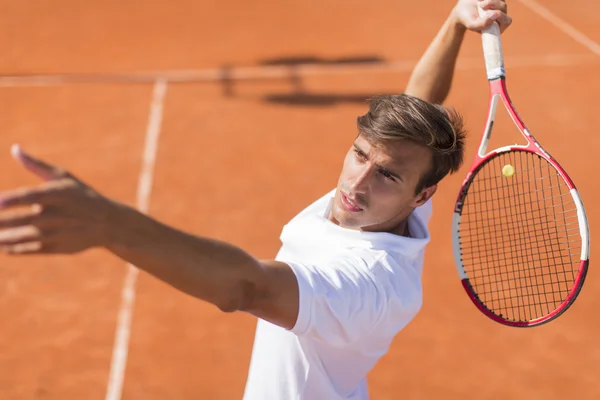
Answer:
[{"left": 353, "top": 143, "right": 404, "bottom": 182}]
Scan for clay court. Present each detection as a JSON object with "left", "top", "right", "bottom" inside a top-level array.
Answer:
[{"left": 1, "top": 0, "right": 599, "bottom": 398}]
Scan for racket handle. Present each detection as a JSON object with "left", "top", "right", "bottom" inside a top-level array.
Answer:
[{"left": 477, "top": 6, "right": 505, "bottom": 80}]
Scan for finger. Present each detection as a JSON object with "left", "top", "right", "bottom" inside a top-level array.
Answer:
[
  {"left": 496, "top": 13, "right": 513, "bottom": 32},
  {"left": 0, "top": 226, "right": 73, "bottom": 249},
  {"left": 1, "top": 231, "right": 87, "bottom": 255},
  {"left": 2, "top": 241, "right": 43, "bottom": 255},
  {"left": 478, "top": 0, "right": 508, "bottom": 13},
  {"left": 11, "top": 144, "right": 70, "bottom": 182},
  {"left": 0, "top": 179, "right": 76, "bottom": 209},
  {"left": 475, "top": 9, "right": 506, "bottom": 31},
  {"left": 0, "top": 225, "right": 42, "bottom": 245},
  {"left": 0, "top": 205, "right": 43, "bottom": 228},
  {"left": 0, "top": 205, "right": 64, "bottom": 229},
  {"left": 481, "top": 10, "right": 512, "bottom": 32}
]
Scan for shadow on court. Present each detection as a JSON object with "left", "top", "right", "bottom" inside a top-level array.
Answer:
[
  {"left": 261, "top": 93, "right": 388, "bottom": 107},
  {"left": 220, "top": 54, "right": 397, "bottom": 107}
]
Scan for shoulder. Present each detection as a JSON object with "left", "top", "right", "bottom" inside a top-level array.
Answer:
[
  {"left": 287, "top": 249, "right": 422, "bottom": 340},
  {"left": 301, "top": 248, "right": 423, "bottom": 304}
]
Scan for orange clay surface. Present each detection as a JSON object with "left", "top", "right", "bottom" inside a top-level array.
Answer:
[{"left": 1, "top": 0, "right": 599, "bottom": 398}]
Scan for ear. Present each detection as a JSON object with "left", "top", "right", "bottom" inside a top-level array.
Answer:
[{"left": 411, "top": 184, "right": 437, "bottom": 208}]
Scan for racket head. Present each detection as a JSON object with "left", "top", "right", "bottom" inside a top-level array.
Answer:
[
  {"left": 452, "top": 147, "right": 590, "bottom": 327},
  {"left": 456, "top": 7, "right": 591, "bottom": 327}
]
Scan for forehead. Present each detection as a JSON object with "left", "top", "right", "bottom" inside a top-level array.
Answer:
[{"left": 354, "top": 135, "right": 432, "bottom": 174}]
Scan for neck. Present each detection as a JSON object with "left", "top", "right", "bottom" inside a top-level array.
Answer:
[
  {"left": 389, "top": 220, "right": 411, "bottom": 237},
  {"left": 328, "top": 211, "right": 412, "bottom": 237}
]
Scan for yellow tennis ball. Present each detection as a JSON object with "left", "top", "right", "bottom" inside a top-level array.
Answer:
[{"left": 502, "top": 164, "right": 515, "bottom": 177}]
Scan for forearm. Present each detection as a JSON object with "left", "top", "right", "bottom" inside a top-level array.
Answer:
[
  {"left": 404, "top": 12, "right": 467, "bottom": 104},
  {"left": 104, "top": 203, "right": 265, "bottom": 312}
]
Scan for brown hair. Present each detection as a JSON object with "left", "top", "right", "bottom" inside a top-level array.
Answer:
[{"left": 356, "top": 94, "right": 466, "bottom": 194}]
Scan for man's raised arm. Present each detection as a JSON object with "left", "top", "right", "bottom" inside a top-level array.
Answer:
[{"left": 404, "top": 0, "right": 511, "bottom": 104}]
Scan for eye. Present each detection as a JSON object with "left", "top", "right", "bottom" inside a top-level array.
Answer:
[
  {"left": 353, "top": 148, "right": 367, "bottom": 161},
  {"left": 379, "top": 169, "right": 397, "bottom": 182}
]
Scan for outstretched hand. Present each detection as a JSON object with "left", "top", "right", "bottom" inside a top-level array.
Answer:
[
  {"left": 453, "top": 0, "right": 512, "bottom": 33},
  {"left": 0, "top": 145, "right": 115, "bottom": 255}
]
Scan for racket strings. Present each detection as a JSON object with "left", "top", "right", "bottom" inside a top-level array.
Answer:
[{"left": 458, "top": 151, "right": 581, "bottom": 322}]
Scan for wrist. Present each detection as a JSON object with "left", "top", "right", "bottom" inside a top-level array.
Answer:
[
  {"left": 101, "top": 199, "right": 145, "bottom": 250},
  {"left": 448, "top": 7, "right": 468, "bottom": 34}
]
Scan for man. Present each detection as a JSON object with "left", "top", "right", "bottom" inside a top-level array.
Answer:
[{"left": 0, "top": 0, "right": 511, "bottom": 398}]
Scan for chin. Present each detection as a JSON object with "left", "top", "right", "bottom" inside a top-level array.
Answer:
[{"left": 330, "top": 204, "right": 364, "bottom": 230}]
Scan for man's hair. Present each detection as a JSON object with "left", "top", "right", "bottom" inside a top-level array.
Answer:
[{"left": 356, "top": 94, "right": 466, "bottom": 194}]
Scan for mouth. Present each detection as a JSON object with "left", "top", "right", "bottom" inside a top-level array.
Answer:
[{"left": 340, "top": 192, "right": 364, "bottom": 212}]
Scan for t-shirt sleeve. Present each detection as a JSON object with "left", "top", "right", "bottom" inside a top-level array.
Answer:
[{"left": 286, "top": 252, "right": 421, "bottom": 347}]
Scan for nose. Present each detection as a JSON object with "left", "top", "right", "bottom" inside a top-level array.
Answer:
[{"left": 349, "top": 164, "right": 374, "bottom": 194}]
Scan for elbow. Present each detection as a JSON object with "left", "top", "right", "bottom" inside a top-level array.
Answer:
[
  {"left": 214, "top": 279, "right": 259, "bottom": 314},
  {"left": 405, "top": 90, "right": 446, "bottom": 105},
  {"left": 215, "top": 293, "right": 240, "bottom": 313},
  {"left": 404, "top": 82, "right": 450, "bottom": 105}
]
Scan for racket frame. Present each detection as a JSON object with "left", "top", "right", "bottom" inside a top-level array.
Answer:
[{"left": 451, "top": 16, "right": 590, "bottom": 327}]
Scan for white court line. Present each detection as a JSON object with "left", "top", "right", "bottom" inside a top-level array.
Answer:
[
  {"left": 104, "top": 79, "right": 168, "bottom": 400},
  {"left": 517, "top": 0, "right": 600, "bottom": 56},
  {"left": 0, "top": 53, "right": 597, "bottom": 87}
]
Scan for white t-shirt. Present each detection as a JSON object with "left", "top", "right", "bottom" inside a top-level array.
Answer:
[{"left": 243, "top": 189, "right": 432, "bottom": 400}]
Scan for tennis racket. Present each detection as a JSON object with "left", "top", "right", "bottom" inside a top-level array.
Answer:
[{"left": 451, "top": 12, "right": 590, "bottom": 327}]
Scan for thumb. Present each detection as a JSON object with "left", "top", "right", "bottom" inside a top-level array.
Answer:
[{"left": 11, "top": 144, "right": 68, "bottom": 181}]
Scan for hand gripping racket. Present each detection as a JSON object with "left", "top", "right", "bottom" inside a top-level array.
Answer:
[{"left": 451, "top": 12, "right": 590, "bottom": 327}]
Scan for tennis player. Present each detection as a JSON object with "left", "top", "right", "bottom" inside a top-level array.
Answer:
[{"left": 0, "top": 0, "right": 510, "bottom": 398}]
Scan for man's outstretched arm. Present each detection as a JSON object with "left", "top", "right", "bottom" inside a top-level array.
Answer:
[
  {"left": 404, "top": 0, "right": 512, "bottom": 104},
  {"left": 0, "top": 145, "right": 301, "bottom": 329}
]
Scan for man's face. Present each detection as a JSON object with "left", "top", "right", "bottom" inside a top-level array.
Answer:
[{"left": 329, "top": 134, "right": 437, "bottom": 234}]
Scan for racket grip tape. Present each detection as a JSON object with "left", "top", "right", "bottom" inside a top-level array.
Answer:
[{"left": 477, "top": 5, "right": 505, "bottom": 80}]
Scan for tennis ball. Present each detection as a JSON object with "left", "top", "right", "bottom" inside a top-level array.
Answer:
[{"left": 502, "top": 164, "right": 515, "bottom": 177}]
